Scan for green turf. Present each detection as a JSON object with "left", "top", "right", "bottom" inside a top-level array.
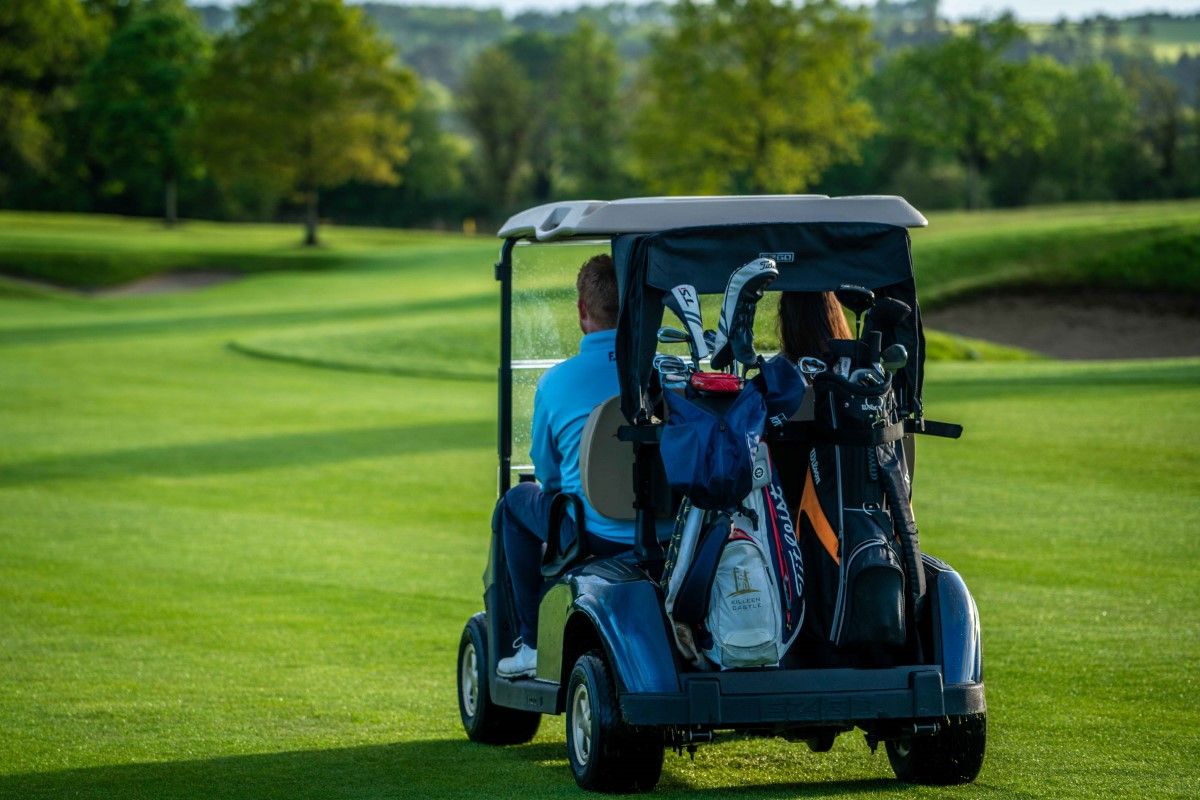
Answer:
[{"left": 1, "top": 209, "right": 1198, "bottom": 798}]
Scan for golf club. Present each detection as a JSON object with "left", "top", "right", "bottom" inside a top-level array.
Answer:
[
  {"left": 881, "top": 343, "right": 908, "bottom": 373},
  {"left": 657, "top": 326, "right": 690, "bottom": 345},
  {"left": 862, "top": 297, "right": 912, "bottom": 341},
  {"left": 834, "top": 284, "right": 875, "bottom": 341},
  {"left": 798, "top": 356, "right": 827, "bottom": 377},
  {"left": 662, "top": 284, "right": 708, "bottom": 369},
  {"left": 710, "top": 257, "right": 779, "bottom": 371}
]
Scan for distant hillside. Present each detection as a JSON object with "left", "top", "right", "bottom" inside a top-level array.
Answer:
[
  {"left": 189, "top": 2, "right": 670, "bottom": 88},
  {"left": 190, "top": 2, "right": 1200, "bottom": 99}
]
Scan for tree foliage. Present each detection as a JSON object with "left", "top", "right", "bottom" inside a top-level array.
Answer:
[
  {"left": 556, "top": 21, "right": 626, "bottom": 198},
  {"left": 632, "top": 0, "right": 877, "bottom": 195},
  {"left": 76, "top": 0, "right": 209, "bottom": 224},
  {"left": 196, "top": 0, "right": 416, "bottom": 244},
  {"left": 873, "top": 15, "right": 1057, "bottom": 208},
  {"left": 459, "top": 46, "right": 533, "bottom": 211},
  {"left": 0, "top": 0, "right": 105, "bottom": 193}
]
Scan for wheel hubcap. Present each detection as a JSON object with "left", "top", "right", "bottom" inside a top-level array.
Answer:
[
  {"left": 571, "top": 683, "right": 592, "bottom": 766},
  {"left": 461, "top": 641, "right": 478, "bottom": 717}
]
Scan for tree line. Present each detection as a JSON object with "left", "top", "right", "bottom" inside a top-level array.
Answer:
[{"left": 2, "top": 0, "right": 1198, "bottom": 244}]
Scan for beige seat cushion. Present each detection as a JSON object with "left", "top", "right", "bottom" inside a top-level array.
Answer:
[{"left": 578, "top": 395, "right": 636, "bottom": 521}]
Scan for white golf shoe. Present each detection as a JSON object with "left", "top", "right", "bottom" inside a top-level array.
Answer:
[{"left": 497, "top": 641, "right": 537, "bottom": 678}]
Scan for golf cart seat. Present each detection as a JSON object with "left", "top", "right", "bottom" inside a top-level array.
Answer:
[
  {"left": 579, "top": 395, "right": 637, "bottom": 520},
  {"left": 579, "top": 395, "right": 674, "bottom": 522}
]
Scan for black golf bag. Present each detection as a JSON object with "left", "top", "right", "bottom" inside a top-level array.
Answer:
[{"left": 794, "top": 358, "right": 926, "bottom": 653}]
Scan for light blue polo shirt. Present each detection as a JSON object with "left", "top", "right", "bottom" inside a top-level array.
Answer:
[{"left": 530, "top": 328, "right": 635, "bottom": 545}]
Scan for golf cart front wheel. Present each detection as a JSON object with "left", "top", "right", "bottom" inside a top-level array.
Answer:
[
  {"left": 565, "top": 651, "right": 664, "bottom": 793},
  {"left": 457, "top": 613, "right": 540, "bottom": 745},
  {"left": 886, "top": 712, "right": 986, "bottom": 785}
]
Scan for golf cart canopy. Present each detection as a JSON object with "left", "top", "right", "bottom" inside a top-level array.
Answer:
[
  {"left": 496, "top": 194, "right": 928, "bottom": 428},
  {"left": 497, "top": 195, "right": 927, "bottom": 242}
]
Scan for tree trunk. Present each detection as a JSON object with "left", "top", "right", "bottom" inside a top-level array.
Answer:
[
  {"left": 304, "top": 190, "right": 319, "bottom": 246},
  {"left": 164, "top": 178, "right": 178, "bottom": 228},
  {"left": 965, "top": 160, "right": 981, "bottom": 210}
]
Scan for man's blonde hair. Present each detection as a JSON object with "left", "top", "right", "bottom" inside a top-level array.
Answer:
[{"left": 576, "top": 253, "right": 619, "bottom": 329}]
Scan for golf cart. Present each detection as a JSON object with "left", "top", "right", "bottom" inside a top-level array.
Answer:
[{"left": 457, "top": 196, "right": 985, "bottom": 792}]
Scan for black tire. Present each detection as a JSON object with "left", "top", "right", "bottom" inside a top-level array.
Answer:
[
  {"left": 457, "top": 613, "right": 541, "bottom": 745},
  {"left": 565, "top": 651, "right": 664, "bottom": 793},
  {"left": 886, "top": 713, "right": 986, "bottom": 785}
]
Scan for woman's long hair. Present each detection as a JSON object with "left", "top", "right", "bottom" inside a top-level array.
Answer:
[{"left": 778, "top": 291, "right": 852, "bottom": 361}]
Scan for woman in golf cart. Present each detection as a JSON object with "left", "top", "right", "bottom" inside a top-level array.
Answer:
[{"left": 778, "top": 290, "right": 852, "bottom": 362}]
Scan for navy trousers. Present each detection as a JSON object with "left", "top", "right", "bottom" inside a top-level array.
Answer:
[{"left": 497, "top": 482, "right": 629, "bottom": 647}]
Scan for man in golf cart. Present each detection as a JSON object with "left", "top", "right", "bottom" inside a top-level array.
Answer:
[{"left": 493, "top": 253, "right": 635, "bottom": 678}]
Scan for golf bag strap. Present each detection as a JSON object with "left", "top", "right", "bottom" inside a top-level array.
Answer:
[
  {"left": 772, "top": 420, "right": 906, "bottom": 447},
  {"left": 541, "top": 493, "right": 589, "bottom": 579},
  {"left": 905, "top": 419, "right": 963, "bottom": 439}
]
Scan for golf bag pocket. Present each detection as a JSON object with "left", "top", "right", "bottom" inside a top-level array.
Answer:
[
  {"left": 660, "top": 385, "right": 766, "bottom": 510},
  {"left": 833, "top": 509, "right": 905, "bottom": 648},
  {"left": 704, "top": 530, "right": 782, "bottom": 669}
]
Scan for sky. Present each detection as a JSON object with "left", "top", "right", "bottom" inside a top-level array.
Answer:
[{"left": 203, "top": 1, "right": 1200, "bottom": 20}]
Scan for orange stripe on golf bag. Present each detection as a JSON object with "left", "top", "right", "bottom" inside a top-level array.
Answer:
[{"left": 799, "top": 466, "right": 839, "bottom": 565}]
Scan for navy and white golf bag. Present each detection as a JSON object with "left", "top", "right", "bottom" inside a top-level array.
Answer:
[{"left": 658, "top": 358, "right": 806, "bottom": 669}]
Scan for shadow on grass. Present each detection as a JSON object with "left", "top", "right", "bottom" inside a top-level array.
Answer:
[
  {"left": 0, "top": 739, "right": 906, "bottom": 800},
  {"left": 0, "top": 421, "right": 491, "bottom": 486},
  {"left": 0, "top": 292, "right": 493, "bottom": 347}
]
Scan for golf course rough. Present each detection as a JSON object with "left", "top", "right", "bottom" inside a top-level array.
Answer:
[{"left": 0, "top": 207, "right": 1198, "bottom": 798}]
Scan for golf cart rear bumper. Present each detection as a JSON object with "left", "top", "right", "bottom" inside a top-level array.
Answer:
[{"left": 619, "top": 667, "right": 984, "bottom": 727}]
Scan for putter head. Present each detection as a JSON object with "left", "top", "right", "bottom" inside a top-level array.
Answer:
[{"left": 710, "top": 257, "right": 779, "bottom": 371}]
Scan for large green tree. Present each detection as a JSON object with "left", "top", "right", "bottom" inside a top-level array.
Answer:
[
  {"left": 459, "top": 46, "right": 534, "bottom": 212},
  {"left": 196, "top": 0, "right": 416, "bottom": 245},
  {"left": 77, "top": 0, "right": 209, "bottom": 225},
  {"left": 556, "top": 21, "right": 626, "bottom": 199},
  {"left": 873, "top": 15, "right": 1056, "bottom": 208},
  {"left": 0, "top": 0, "right": 105, "bottom": 197},
  {"left": 632, "top": 0, "right": 877, "bottom": 195}
]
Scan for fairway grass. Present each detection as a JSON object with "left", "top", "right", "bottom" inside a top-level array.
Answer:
[{"left": 1, "top": 219, "right": 1198, "bottom": 799}]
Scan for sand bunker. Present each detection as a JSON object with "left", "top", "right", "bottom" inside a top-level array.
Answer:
[{"left": 924, "top": 290, "right": 1200, "bottom": 359}]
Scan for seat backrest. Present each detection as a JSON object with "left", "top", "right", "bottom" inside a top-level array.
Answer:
[{"left": 579, "top": 395, "right": 636, "bottom": 521}]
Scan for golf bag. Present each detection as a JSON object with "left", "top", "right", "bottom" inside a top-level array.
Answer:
[
  {"left": 658, "top": 359, "right": 806, "bottom": 669},
  {"left": 796, "top": 360, "right": 926, "bottom": 651}
]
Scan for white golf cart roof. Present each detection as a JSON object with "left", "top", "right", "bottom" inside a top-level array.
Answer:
[{"left": 497, "top": 195, "right": 927, "bottom": 241}]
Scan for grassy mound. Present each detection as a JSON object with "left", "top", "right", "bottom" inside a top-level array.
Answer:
[
  {"left": 915, "top": 200, "right": 1200, "bottom": 304},
  {"left": 0, "top": 212, "right": 479, "bottom": 289}
]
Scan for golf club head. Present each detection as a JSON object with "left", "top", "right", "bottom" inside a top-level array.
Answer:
[
  {"left": 657, "top": 326, "right": 689, "bottom": 345},
  {"left": 865, "top": 297, "right": 912, "bottom": 334},
  {"left": 653, "top": 353, "right": 690, "bottom": 375},
  {"left": 710, "top": 257, "right": 779, "bottom": 371},
  {"left": 798, "top": 356, "right": 828, "bottom": 377},
  {"left": 835, "top": 284, "right": 875, "bottom": 340},
  {"left": 881, "top": 343, "right": 908, "bottom": 373},
  {"left": 834, "top": 284, "right": 876, "bottom": 317},
  {"left": 662, "top": 284, "right": 708, "bottom": 366},
  {"left": 849, "top": 367, "right": 884, "bottom": 387}
]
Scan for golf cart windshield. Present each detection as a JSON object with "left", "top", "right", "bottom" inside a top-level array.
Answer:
[{"left": 509, "top": 239, "right": 613, "bottom": 475}]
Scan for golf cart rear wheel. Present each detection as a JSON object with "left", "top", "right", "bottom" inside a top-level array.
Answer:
[
  {"left": 565, "top": 651, "right": 664, "bottom": 793},
  {"left": 457, "top": 613, "right": 541, "bottom": 745},
  {"left": 886, "top": 713, "right": 986, "bottom": 785}
]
